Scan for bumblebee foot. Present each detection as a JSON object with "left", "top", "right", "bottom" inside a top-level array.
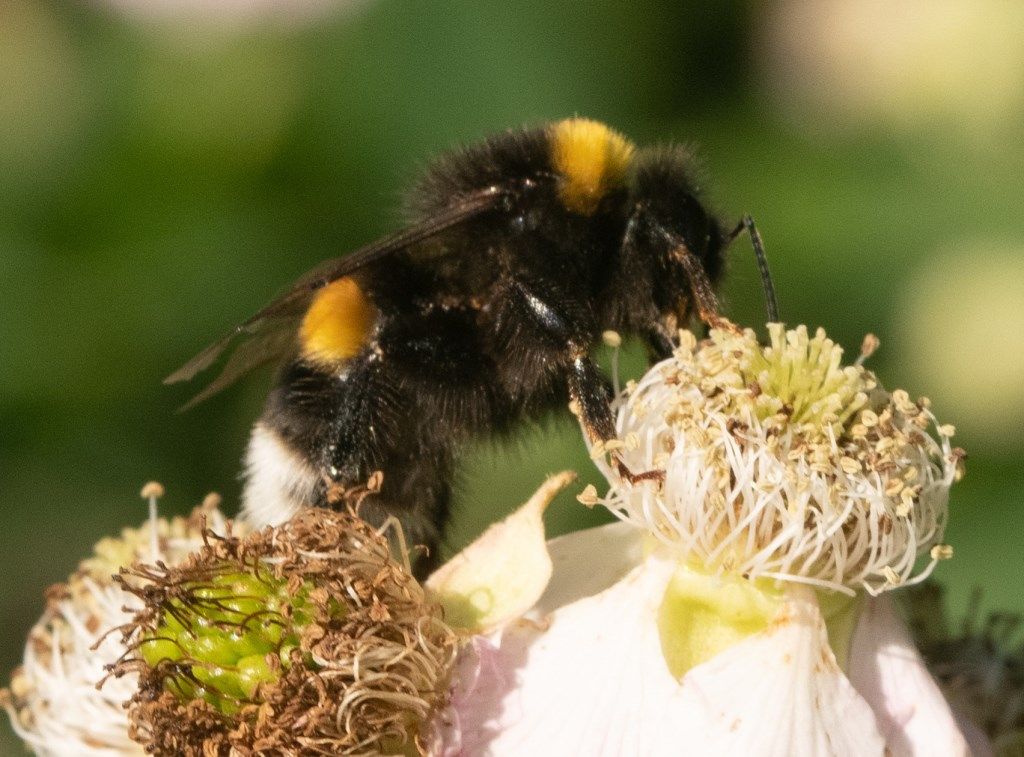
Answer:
[
  {"left": 698, "top": 311, "right": 741, "bottom": 335},
  {"left": 615, "top": 457, "right": 665, "bottom": 485},
  {"left": 322, "top": 470, "right": 384, "bottom": 509}
]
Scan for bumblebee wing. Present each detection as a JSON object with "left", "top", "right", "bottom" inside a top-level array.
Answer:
[
  {"left": 173, "top": 324, "right": 299, "bottom": 411},
  {"left": 165, "top": 188, "right": 504, "bottom": 408}
]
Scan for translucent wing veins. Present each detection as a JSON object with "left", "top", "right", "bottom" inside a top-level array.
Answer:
[{"left": 165, "top": 188, "right": 504, "bottom": 407}]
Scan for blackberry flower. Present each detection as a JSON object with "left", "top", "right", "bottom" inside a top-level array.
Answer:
[
  {"left": 428, "top": 325, "right": 976, "bottom": 756},
  {"left": 593, "top": 323, "right": 962, "bottom": 594}
]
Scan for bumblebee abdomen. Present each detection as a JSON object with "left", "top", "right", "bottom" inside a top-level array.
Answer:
[{"left": 241, "top": 422, "right": 319, "bottom": 528}]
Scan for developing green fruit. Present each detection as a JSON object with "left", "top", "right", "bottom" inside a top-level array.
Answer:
[
  {"left": 138, "top": 570, "right": 332, "bottom": 713},
  {"left": 113, "top": 508, "right": 457, "bottom": 755}
]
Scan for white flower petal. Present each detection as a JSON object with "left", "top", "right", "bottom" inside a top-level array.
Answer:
[
  {"left": 444, "top": 555, "right": 681, "bottom": 756},
  {"left": 427, "top": 472, "right": 574, "bottom": 632},
  {"left": 848, "top": 594, "right": 973, "bottom": 757},
  {"left": 531, "top": 519, "right": 643, "bottom": 617},
  {"left": 443, "top": 556, "right": 886, "bottom": 756},
  {"left": 677, "top": 588, "right": 885, "bottom": 756}
]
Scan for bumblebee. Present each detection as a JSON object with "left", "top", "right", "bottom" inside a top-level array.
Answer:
[{"left": 167, "top": 118, "right": 776, "bottom": 573}]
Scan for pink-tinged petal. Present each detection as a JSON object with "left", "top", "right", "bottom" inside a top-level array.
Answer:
[
  {"left": 441, "top": 556, "right": 682, "bottom": 756},
  {"left": 848, "top": 595, "right": 976, "bottom": 756},
  {"left": 431, "top": 636, "right": 510, "bottom": 757},
  {"left": 956, "top": 712, "right": 995, "bottom": 757},
  {"left": 439, "top": 558, "right": 886, "bottom": 757},
  {"left": 426, "top": 472, "right": 574, "bottom": 632}
]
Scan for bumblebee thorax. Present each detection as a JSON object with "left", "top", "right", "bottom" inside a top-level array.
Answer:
[{"left": 550, "top": 118, "right": 635, "bottom": 216}]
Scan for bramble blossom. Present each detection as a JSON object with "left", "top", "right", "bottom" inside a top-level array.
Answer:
[{"left": 427, "top": 325, "right": 976, "bottom": 756}]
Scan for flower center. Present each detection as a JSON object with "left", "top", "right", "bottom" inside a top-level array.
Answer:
[
  {"left": 597, "top": 323, "right": 961, "bottom": 595},
  {"left": 115, "top": 509, "right": 457, "bottom": 755},
  {"left": 656, "top": 324, "right": 873, "bottom": 448}
]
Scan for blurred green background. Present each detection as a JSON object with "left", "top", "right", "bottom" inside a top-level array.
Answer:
[{"left": 2, "top": 0, "right": 1023, "bottom": 749}]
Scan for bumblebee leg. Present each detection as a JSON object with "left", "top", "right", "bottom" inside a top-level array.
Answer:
[
  {"left": 669, "top": 240, "right": 734, "bottom": 332},
  {"left": 564, "top": 352, "right": 664, "bottom": 484},
  {"left": 566, "top": 349, "right": 616, "bottom": 442},
  {"left": 350, "top": 307, "right": 489, "bottom": 576},
  {"left": 502, "top": 279, "right": 664, "bottom": 485},
  {"left": 354, "top": 453, "right": 453, "bottom": 577},
  {"left": 256, "top": 354, "right": 451, "bottom": 578},
  {"left": 643, "top": 325, "right": 676, "bottom": 361},
  {"left": 319, "top": 360, "right": 458, "bottom": 574},
  {"left": 499, "top": 278, "right": 609, "bottom": 434}
]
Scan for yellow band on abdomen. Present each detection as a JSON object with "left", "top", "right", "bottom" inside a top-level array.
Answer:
[{"left": 300, "top": 277, "right": 377, "bottom": 365}]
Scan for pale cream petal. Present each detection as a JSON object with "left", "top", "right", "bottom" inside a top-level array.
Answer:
[
  {"left": 848, "top": 594, "right": 974, "bottom": 757},
  {"left": 426, "top": 472, "right": 573, "bottom": 632}
]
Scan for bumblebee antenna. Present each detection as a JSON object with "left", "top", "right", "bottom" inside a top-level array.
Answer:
[{"left": 727, "top": 215, "right": 780, "bottom": 323}]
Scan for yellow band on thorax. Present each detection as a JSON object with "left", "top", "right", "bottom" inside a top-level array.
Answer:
[{"left": 551, "top": 118, "right": 635, "bottom": 215}]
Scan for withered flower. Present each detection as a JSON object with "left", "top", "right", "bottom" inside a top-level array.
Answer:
[{"left": 109, "top": 507, "right": 457, "bottom": 755}]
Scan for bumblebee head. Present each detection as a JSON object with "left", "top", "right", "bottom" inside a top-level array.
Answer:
[
  {"left": 549, "top": 118, "right": 636, "bottom": 216},
  {"left": 630, "top": 145, "right": 725, "bottom": 279}
]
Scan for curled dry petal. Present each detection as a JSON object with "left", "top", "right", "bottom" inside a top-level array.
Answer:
[{"left": 427, "top": 472, "right": 575, "bottom": 633}]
